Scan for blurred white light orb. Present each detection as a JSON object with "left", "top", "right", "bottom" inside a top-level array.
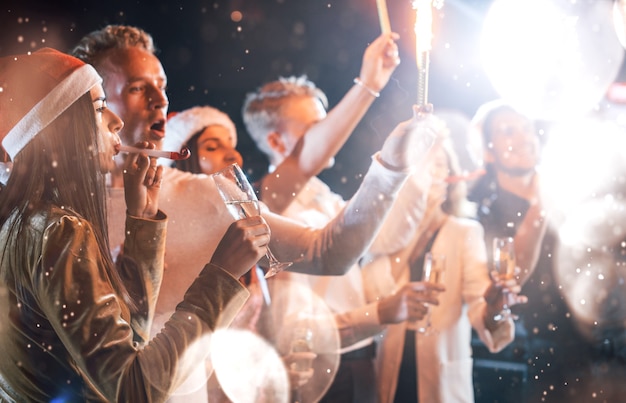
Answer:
[
  {"left": 614, "top": 0, "right": 626, "bottom": 48},
  {"left": 212, "top": 329, "right": 290, "bottom": 403},
  {"left": 540, "top": 117, "right": 626, "bottom": 223},
  {"left": 481, "top": 0, "right": 624, "bottom": 120},
  {"left": 258, "top": 278, "right": 340, "bottom": 403}
]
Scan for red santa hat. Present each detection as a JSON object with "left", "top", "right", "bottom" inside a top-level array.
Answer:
[
  {"left": 0, "top": 47, "right": 102, "bottom": 160},
  {"left": 164, "top": 105, "right": 238, "bottom": 152}
]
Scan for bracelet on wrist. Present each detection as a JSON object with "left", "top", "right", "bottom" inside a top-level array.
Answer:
[
  {"left": 373, "top": 152, "right": 413, "bottom": 174},
  {"left": 353, "top": 77, "right": 380, "bottom": 98}
]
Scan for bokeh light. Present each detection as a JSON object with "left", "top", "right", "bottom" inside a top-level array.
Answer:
[
  {"left": 555, "top": 198, "right": 626, "bottom": 341},
  {"left": 2, "top": 0, "right": 626, "bottom": 400},
  {"left": 540, "top": 117, "right": 626, "bottom": 224},
  {"left": 231, "top": 10, "right": 243, "bottom": 23},
  {"left": 212, "top": 328, "right": 290, "bottom": 403},
  {"left": 613, "top": 0, "right": 626, "bottom": 49},
  {"left": 481, "top": 0, "right": 623, "bottom": 120},
  {"left": 256, "top": 278, "right": 340, "bottom": 403},
  {"left": 144, "top": 332, "right": 213, "bottom": 397},
  {"left": 540, "top": 114, "right": 626, "bottom": 342}
]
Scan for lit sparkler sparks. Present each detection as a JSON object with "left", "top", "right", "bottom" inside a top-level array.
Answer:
[{"left": 413, "top": 0, "right": 443, "bottom": 106}]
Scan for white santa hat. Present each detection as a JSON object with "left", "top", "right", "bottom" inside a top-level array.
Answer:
[
  {"left": 164, "top": 105, "right": 238, "bottom": 152},
  {"left": 0, "top": 47, "right": 102, "bottom": 160}
]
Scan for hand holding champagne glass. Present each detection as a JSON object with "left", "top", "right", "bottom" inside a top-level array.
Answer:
[
  {"left": 417, "top": 252, "right": 446, "bottom": 335},
  {"left": 492, "top": 236, "right": 516, "bottom": 321},
  {"left": 213, "top": 163, "right": 292, "bottom": 277},
  {"left": 289, "top": 327, "right": 314, "bottom": 372},
  {"left": 287, "top": 326, "right": 316, "bottom": 403}
]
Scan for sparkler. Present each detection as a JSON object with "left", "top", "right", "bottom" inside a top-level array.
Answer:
[
  {"left": 413, "top": 0, "right": 443, "bottom": 106},
  {"left": 376, "top": 0, "right": 392, "bottom": 34}
]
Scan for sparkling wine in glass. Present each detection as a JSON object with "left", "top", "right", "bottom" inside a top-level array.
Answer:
[
  {"left": 213, "top": 163, "right": 292, "bottom": 277},
  {"left": 289, "top": 327, "right": 314, "bottom": 372},
  {"left": 417, "top": 252, "right": 446, "bottom": 335},
  {"left": 492, "top": 236, "right": 516, "bottom": 321},
  {"left": 289, "top": 326, "right": 314, "bottom": 403}
]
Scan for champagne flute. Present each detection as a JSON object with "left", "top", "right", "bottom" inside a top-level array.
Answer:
[
  {"left": 289, "top": 327, "right": 314, "bottom": 372},
  {"left": 213, "top": 163, "right": 292, "bottom": 277},
  {"left": 417, "top": 252, "right": 446, "bottom": 335},
  {"left": 492, "top": 236, "right": 516, "bottom": 321},
  {"left": 289, "top": 326, "right": 314, "bottom": 403}
]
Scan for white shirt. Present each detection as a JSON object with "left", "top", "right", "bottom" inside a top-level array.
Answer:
[{"left": 274, "top": 172, "right": 426, "bottom": 353}]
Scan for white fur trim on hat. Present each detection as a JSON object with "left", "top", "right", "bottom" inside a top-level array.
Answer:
[
  {"left": 164, "top": 105, "right": 237, "bottom": 152},
  {"left": 2, "top": 64, "right": 101, "bottom": 160}
]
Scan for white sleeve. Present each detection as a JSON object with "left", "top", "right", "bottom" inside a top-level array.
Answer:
[
  {"left": 367, "top": 170, "right": 430, "bottom": 256},
  {"left": 264, "top": 154, "right": 410, "bottom": 276}
]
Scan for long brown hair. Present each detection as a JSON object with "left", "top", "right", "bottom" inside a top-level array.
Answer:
[
  {"left": 440, "top": 138, "right": 473, "bottom": 218},
  {"left": 0, "top": 93, "right": 130, "bottom": 303}
]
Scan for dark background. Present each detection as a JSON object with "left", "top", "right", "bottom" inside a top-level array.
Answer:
[
  {"left": 0, "top": 0, "right": 499, "bottom": 196},
  {"left": 4, "top": 2, "right": 626, "bottom": 402}
]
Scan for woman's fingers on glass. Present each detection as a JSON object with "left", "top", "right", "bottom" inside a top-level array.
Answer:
[
  {"left": 285, "top": 351, "right": 317, "bottom": 364},
  {"left": 288, "top": 367, "right": 315, "bottom": 388},
  {"left": 423, "top": 292, "right": 440, "bottom": 306},
  {"left": 429, "top": 282, "right": 446, "bottom": 292},
  {"left": 418, "top": 303, "right": 429, "bottom": 315},
  {"left": 409, "top": 281, "right": 430, "bottom": 291},
  {"left": 409, "top": 305, "right": 428, "bottom": 321},
  {"left": 483, "top": 281, "right": 501, "bottom": 303},
  {"left": 508, "top": 292, "right": 528, "bottom": 307},
  {"left": 505, "top": 283, "right": 522, "bottom": 294},
  {"left": 212, "top": 163, "right": 293, "bottom": 275}
]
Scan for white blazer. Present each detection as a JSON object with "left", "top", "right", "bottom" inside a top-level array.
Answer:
[{"left": 364, "top": 217, "right": 515, "bottom": 403}]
